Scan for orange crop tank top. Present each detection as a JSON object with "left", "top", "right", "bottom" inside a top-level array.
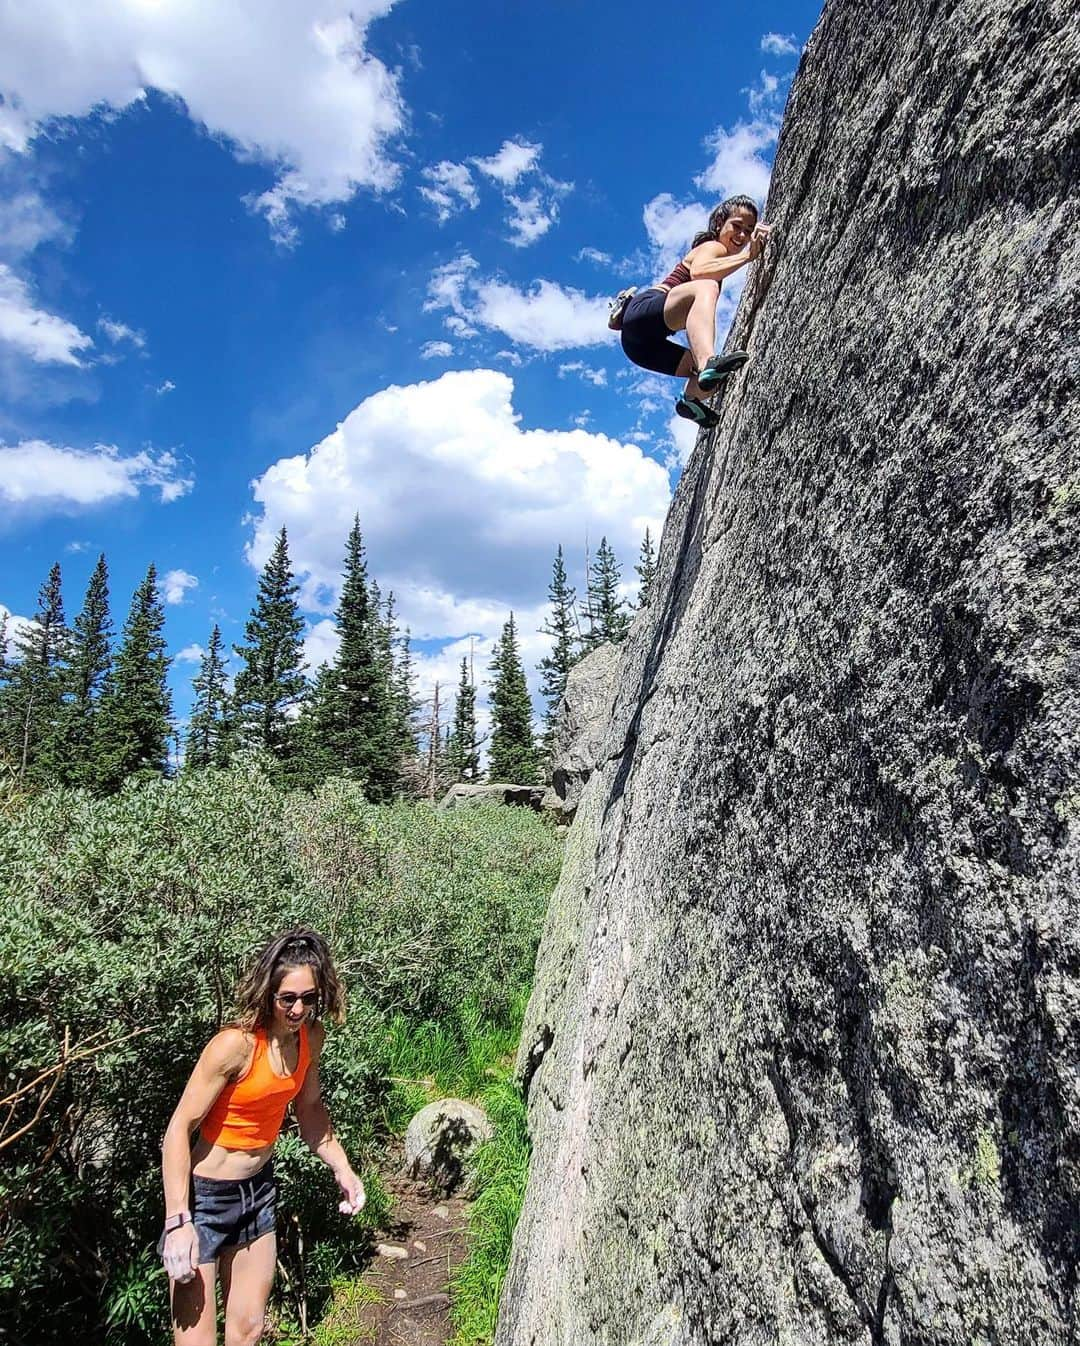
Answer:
[{"left": 201, "top": 1025, "right": 311, "bottom": 1151}]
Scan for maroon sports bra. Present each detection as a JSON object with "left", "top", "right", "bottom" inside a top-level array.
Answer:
[
  {"left": 659, "top": 258, "right": 721, "bottom": 290},
  {"left": 660, "top": 260, "right": 692, "bottom": 288}
]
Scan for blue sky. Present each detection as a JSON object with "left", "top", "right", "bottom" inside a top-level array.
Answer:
[{"left": 0, "top": 0, "right": 818, "bottom": 735}]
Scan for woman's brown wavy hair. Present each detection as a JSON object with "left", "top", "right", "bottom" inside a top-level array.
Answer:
[{"left": 232, "top": 928, "right": 346, "bottom": 1030}]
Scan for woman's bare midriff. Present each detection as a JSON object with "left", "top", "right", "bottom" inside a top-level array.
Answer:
[{"left": 191, "top": 1131, "right": 275, "bottom": 1180}]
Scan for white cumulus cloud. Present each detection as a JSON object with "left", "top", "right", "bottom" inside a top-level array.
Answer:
[
  {"left": 0, "top": 264, "right": 93, "bottom": 366},
  {"left": 558, "top": 361, "right": 607, "bottom": 387},
  {"left": 666, "top": 410, "right": 700, "bottom": 470},
  {"left": 471, "top": 139, "right": 542, "bottom": 186},
  {"left": 425, "top": 255, "right": 612, "bottom": 353},
  {"left": 696, "top": 119, "right": 778, "bottom": 204},
  {"left": 98, "top": 316, "right": 146, "bottom": 348},
  {"left": 0, "top": 602, "right": 33, "bottom": 655},
  {"left": 419, "top": 160, "right": 479, "bottom": 222},
  {"left": 175, "top": 642, "right": 206, "bottom": 664},
  {"left": 0, "top": 439, "right": 193, "bottom": 509},
  {"left": 0, "top": 1, "right": 407, "bottom": 243},
  {"left": 465, "top": 137, "right": 570, "bottom": 247},
  {"left": 506, "top": 190, "right": 558, "bottom": 248},
  {"left": 747, "top": 70, "right": 781, "bottom": 114},
  {"left": 246, "top": 369, "right": 670, "bottom": 667},
  {"left": 420, "top": 340, "right": 453, "bottom": 360},
  {"left": 642, "top": 194, "right": 709, "bottom": 274},
  {"left": 0, "top": 191, "right": 71, "bottom": 260},
  {"left": 162, "top": 569, "right": 199, "bottom": 605},
  {"left": 761, "top": 32, "right": 799, "bottom": 57}
]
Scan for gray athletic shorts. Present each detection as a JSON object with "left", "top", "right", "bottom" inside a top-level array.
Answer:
[{"left": 158, "top": 1161, "right": 276, "bottom": 1265}]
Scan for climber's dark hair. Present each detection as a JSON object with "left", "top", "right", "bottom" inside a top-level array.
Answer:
[{"left": 691, "top": 195, "right": 759, "bottom": 248}]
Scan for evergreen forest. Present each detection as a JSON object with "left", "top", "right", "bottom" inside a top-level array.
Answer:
[{"left": 0, "top": 520, "right": 658, "bottom": 798}]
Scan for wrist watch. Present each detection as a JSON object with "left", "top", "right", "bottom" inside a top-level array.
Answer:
[{"left": 163, "top": 1210, "right": 192, "bottom": 1234}]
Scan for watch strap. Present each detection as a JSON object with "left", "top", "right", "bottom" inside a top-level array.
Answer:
[{"left": 163, "top": 1210, "right": 192, "bottom": 1234}]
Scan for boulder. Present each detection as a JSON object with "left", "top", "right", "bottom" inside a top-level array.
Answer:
[
  {"left": 437, "top": 782, "right": 547, "bottom": 812},
  {"left": 404, "top": 1098, "right": 492, "bottom": 1192},
  {"left": 499, "top": 2, "right": 1080, "bottom": 1343},
  {"left": 549, "top": 641, "right": 621, "bottom": 819}
]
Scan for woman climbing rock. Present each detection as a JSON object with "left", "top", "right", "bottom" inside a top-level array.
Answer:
[
  {"left": 158, "top": 929, "right": 365, "bottom": 1345},
  {"left": 615, "top": 194, "right": 770, "bottom": 429}
]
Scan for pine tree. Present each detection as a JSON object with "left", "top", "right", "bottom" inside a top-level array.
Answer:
[
  {"left": 292, "top": 662, "right": 338, "bottom": 789},
  {"left": 320, "top": 518, "right": 398, "bottom": 800},
  {"left": 61, "top": 553, "right": 112, "bottom": 787},
  {"left": 391, "top": 617, "right": 419, "bottom": 767},
  {"left": 487, "top": 613, "right": 539, "bottom": 783},
  {"left": 447, "top": 656, "right": 480, "bottom": 782},
  {"left": 95, "top": 564, "right": 172, "bottom": 791},
  {"left": 232, "top": 528, "right": 307, "bottom": 763},
  {"left": 538, "top": 545, "right": 579, "bottom": 755},
  {"left": 382, "top": 592, "right": 418, "bottom": 766},
  {"left": 185, "top": 624, "right": 232, "bottom": 769},
  {"left": 582, "top": 536, "right": 630, "bottom": 649},
  {"left": 0, "top": 563, "right": 69, "bottom": 785},
  {"left": 635, "top": 527, "right": 658, "bottom": 609}
]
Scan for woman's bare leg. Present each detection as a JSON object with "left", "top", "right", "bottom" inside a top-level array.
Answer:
[
  {"left": 663, "top": 281, "right": 718, "bottom": 374},
  {"left": 220, "top": 1233, "right": 276, "bottom": 1346},
  {"left": 674, "top": 351, "right": 707, "bottom": 402},
  {"left": 171, "top": 1262, "right": 217, "bottom": 1346}
]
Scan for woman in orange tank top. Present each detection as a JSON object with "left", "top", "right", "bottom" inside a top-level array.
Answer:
[{"left": 159, "top": 929, "right": 365, "bottom": 1346}]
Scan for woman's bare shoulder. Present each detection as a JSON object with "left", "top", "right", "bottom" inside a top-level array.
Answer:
[
  {"left": 201, "top": 1027, "right": 254, "bottom": 1074},
  {"left": 306, "top": 1020, "right": 327, "bottom": 1059}
]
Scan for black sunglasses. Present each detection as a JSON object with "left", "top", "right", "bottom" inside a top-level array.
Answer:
[{"left": 273, "top": 991, "right": 319, "bottom": 1010}]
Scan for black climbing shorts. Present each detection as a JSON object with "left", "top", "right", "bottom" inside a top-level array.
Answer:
[
  {"left": 620, "top": 287, "right": 689, "bottom": 376},
  {"left": 158, "top": 1161, "right": 277, "bottom": 1265}
]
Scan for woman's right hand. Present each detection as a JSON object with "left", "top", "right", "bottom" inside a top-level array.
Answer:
[
  {"left": 747, "top": 224, "right": 771, "bottom": 261},
  {"left": 162, "top": 1223, "right": 200, "bottom": 1284}
]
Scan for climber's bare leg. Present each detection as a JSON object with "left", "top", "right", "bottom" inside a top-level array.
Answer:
[
  {"left": 663, "top": 280, "right": 718, "bottom": 385},
  {"left": 673, "top": 350, "right": 706, "bottom": 402}
]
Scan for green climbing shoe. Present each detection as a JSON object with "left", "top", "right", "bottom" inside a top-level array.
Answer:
[
  {"left": 675, "top": 396, "right": 719, "bottom": 429},
  {"left": 697, "top": 351, "right": 750, "bottom": 390}
]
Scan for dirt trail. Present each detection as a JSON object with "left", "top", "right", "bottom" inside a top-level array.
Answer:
[{"left": 346, "top": 1165, "right": 472, "bottom": 1345}]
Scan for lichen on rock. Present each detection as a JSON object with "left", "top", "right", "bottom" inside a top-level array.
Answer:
[{"left": 497, "top": 0, "right": 1080, "bottom": 1342}]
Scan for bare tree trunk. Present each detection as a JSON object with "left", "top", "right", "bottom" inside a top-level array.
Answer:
[{"left": 426, "top": 680, "right": 441, "bottom": 800}]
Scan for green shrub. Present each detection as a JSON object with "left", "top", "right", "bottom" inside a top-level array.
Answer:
[{"left": 0, "top": 765, "right": 562, "bottom": 1344}]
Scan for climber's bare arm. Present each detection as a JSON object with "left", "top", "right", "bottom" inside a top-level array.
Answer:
[{"left": 688, "top": 225, "right": 772, "bottom": 281}]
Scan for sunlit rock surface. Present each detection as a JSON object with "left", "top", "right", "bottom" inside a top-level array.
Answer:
[{"left": 499, "top": 1, "right": 1080, "bottom": 1342}]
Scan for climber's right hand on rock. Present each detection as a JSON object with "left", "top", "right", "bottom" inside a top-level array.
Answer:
[
  {"left": 748, "top": 224, "right": 772, "bottom": 260},
  {"left": 162, "top": 1224, "right": 199, "bottom": 1284}
]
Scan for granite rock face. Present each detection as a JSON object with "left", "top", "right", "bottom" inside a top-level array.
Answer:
[
  {"left": 498, "top": 2, "right": 1080, "bottom": 1344},
  {"left": 549, "top": 641, "right": 622, "bottom": 819}
]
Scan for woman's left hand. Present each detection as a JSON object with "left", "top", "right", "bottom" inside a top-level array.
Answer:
[{"left": 336, "top": 1170, "right": 367, "bottom": 1216}]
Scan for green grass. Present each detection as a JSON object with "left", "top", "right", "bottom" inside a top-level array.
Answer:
[
  {"left": 448, "top": 1071, "right": 531, "bottom": 1346},
  {"left": 378, "top": 993, "right": 527, "bottom": 1134}
]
